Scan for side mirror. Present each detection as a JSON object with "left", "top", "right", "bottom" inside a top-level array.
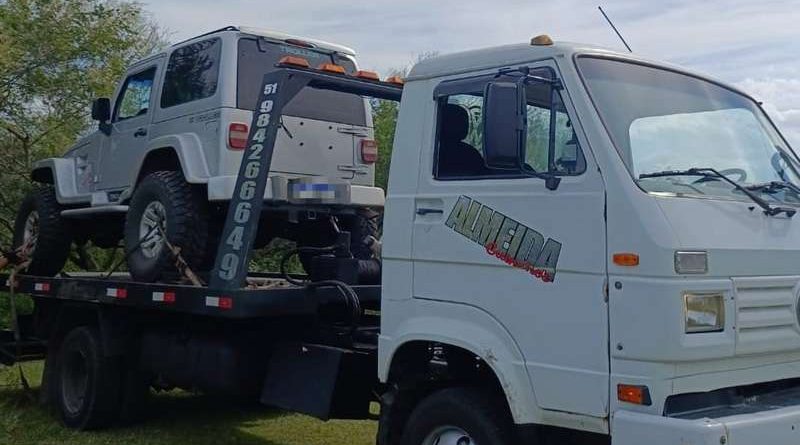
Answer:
[
  {"left": 482, "top": 82, "right": 524, "bottom": 170},
  {"left": 91, "top": 98, "right": 111, "bottom": 122}
]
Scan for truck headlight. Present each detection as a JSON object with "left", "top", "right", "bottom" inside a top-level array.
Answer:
[{"left": 684, "top": 293, "right": 724, "bottom": 333}]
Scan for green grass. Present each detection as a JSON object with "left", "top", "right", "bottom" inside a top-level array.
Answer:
[{"left": 0, "top": 362, "right": 377, "bottom": 445}]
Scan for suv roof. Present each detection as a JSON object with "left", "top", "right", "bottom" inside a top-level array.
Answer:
[{"left": 170, "top": 25, "right": 356, "bottom": 56}]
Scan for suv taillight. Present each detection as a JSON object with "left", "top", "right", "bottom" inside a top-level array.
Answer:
[
  {"left": 360, "top": 139, "right": 378, "bottom": 164},
  {"left": 228, "top": 123, "right": 249, "bottom": 150}
]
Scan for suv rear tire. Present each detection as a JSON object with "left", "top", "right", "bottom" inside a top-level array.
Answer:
[
  {"left": 13, "top": 186, "right": 72, "bottom": 276},
  {"left": 124, "top": 171, "right": 210, "bottom": 282}
]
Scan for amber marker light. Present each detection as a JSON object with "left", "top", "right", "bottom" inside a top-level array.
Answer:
[
  {"left": 617, "top": 384, "right": 652, "bottom": 405},
  {"left": 613, "top": 253, "right": 640, "bottom": 267}
]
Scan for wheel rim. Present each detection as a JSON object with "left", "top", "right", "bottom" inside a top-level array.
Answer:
[
  {"left": 139, "top": 201, "right": 167, "bottom": 258},
  {"left": 22, "top": 210, "right": 39, "bottom": 253},
  {"left": 61, "top": 349, "right": 89, "bottom": 415},
  {"left": 422, "top": 426, "right": 476, "bottom": 445}
]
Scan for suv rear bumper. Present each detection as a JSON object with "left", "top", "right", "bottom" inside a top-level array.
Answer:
[
  {"left": 612, "top": 406, "right": 800, "bottom": 445},
  {"left": 207, "top": 175, "right": 385, "bottom": 207}
]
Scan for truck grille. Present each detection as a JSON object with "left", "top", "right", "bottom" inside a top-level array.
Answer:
[{"left": 733, "top": 276, "right": 800, "bottom": 355}]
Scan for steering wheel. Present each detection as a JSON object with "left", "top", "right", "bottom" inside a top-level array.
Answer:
[{"left": 692, "top": 168, "right": 747, "bottom": 184}]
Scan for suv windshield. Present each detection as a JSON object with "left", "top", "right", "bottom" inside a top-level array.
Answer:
[
  {"left": 577, "top": 56, "right": 800, "bottom": 205},
  {"left": 237, "top": 37, "right": 367, "bottom": 126}
]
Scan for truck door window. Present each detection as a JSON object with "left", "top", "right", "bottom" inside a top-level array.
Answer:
[
  {"left": 114, "top": 67, "right": 156, "bottom": 121},
  {"left": 434, "top": 74, "right": 585, "bottom": 179},
  {"left": 160, "top": 38, "right": 221, "bottom": 108}
]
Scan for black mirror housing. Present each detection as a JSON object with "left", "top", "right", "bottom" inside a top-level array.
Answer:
[
  {"left": 91, "top": 98, "right": 111, "bottom": 122},
  {"left": 482, "top": 82, "right": 524, "bottom": 170}
]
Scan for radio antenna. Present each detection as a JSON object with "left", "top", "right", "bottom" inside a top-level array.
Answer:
[{"left": 598, "top": 6, "right": 632, "bottom": 52}]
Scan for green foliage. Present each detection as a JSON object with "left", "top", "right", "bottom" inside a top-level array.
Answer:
[
  {"left": 0, "top": 0, "right": 166, "bottom": 246},
  {"left": 371, "top": 99, "right": 398, "bottom": 191}
]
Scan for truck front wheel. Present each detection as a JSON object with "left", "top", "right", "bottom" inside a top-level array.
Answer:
[
  {"left": 13, "top": 186, "right": 72, "bottom": 276},
  {"left": 54, "top": 326, "right": 122, "bottom": 429},
  {"left": 401, "top": 388, "right": 514, "bottom": 445},
  {"left": 124, "top": 171, "right": 209, "bottom": 282}
]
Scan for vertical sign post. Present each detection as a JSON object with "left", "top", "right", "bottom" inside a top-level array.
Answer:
[{"left": 209, "top": 71, "right": 308, "bottom": 290}]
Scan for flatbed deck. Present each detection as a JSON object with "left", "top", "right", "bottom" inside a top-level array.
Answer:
[{"left": 0, "top": 272, "right": 381, "bottom": 319}]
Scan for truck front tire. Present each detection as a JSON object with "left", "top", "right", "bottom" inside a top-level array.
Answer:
[
  {"left": 54, "top": 326, "right": 123, "bottom": 430},
  {"left": 13, "top": 186, "right": 72, "bottom": 276},
  {"left": 401, "top": 388, "right": 514, "bottom": 445},
  {"left": 125, "top": 171, "right": 210, "bottom": 282}
]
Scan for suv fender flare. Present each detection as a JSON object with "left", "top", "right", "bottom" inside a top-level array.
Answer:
[
  {"left": 142, "top": 134, "right": 211, "bottom": 183},
  {"left": 32, "top": 158, "right": 84, "bottom": 205},
  {"left": 379, "top": 298, "right": 543, "bottom": 425}
]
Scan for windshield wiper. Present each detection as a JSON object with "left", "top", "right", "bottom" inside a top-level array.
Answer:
[
  {"left": 639, "top": 167, "right": 796, "bottom": 217},
  {"left": 746, "top": 180, "right": 800, "bottom": 195}
]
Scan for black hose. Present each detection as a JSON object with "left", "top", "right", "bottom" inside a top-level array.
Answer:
[{"left": 279, "top": 246, "right": 362, "bottom": 332}]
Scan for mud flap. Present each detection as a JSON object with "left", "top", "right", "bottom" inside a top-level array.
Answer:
[{"left": 260, "top": 342, "right": 376, "bottom": 420}]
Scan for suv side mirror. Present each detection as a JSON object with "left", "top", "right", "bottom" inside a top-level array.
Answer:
[
  {"left": 91, "top": 98, "right": 111, "bottom": 122},
  {"left": 482, "top": 82, "right": 524, "bottom": 170}
]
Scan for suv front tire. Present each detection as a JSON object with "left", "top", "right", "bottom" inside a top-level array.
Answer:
[{"left": 13, "top": 186, "right": 72, "bottom": 276}]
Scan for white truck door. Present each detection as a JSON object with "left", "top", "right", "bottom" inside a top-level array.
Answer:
[
  {"left": 97, "top": 65, "right": 158, "bottom": 191},
  {"left": 411, "top": 64, "right": 609, "bottom": 416}
]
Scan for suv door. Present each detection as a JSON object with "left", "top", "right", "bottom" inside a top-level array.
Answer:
[
  {"left": 411, "top": 63, "right": 609, "bottom": 416},
  {"left": 97, "top": 65, "right": 159, "bottom": 191}
]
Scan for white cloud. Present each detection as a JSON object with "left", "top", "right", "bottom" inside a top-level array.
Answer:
[
  {"left": 140, "top": 0, "right": 800, "bottom": 147},
  {"left": 737, "top": 78, "right": 800, "bottom": 148}
]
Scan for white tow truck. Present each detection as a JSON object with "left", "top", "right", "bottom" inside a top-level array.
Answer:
[{"left": 3, "top": 35, "right": 800, "bottom": 445}]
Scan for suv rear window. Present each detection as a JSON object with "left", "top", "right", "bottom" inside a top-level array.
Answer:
[
  {"left": 161, "top": 38, "right": 221, "bottom": 108},
  {"left": 237, "top": 38, "right": 367, "bottom": 126}
]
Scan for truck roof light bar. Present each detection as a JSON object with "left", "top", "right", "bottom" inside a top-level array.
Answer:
[
  {"left": 355, "top": 70, "right": 380, "bottom": 81},
  {"left": 385, "top": 76, "right": 404, "bottom": 85},
  {"left": 277, "top": 56, "right": 311, "bottom": 68},
  {"left": 318, "top": 63, "right": 347, "bottom": 74}
]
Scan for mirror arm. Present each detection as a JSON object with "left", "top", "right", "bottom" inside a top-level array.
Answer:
[{"left": 99, "top": 121, "right": 112, "bottom": 136}]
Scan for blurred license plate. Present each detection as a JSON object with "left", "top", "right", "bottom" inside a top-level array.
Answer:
[{"left": 288, "top": 180, "right": 350, "bottom": 203}]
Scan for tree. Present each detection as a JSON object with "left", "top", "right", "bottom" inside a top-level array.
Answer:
[
  {"left": 0, "top": 0, "right": 166, "bottom": 246},
  {"left": 371, "top": 52, "right": 438, "bottom": 191}
]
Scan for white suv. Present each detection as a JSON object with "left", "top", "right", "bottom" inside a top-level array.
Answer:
[{"left": 13, "top": 26, "right": 382, "bottom": 281}]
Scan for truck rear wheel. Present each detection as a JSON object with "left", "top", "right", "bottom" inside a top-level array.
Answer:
[
  {"left": 124, "top": 171, "right": 209, "bottom": 282},
  {"left": 54, "top": 326, "right": 122, "bottom": 430},
  {"left": 401, "top": 388, "right": 513, "bottom": 445},
  {"left": 12, "top": 186, "right": 72, "bottom": 276}
]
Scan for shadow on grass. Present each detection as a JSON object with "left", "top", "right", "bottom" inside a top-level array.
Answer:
[{"left": 0, "top": 364, "right": 376, "bottom": 445}]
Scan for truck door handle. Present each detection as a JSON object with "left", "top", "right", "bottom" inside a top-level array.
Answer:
[
  {"left": 133, "top": 128, "right": 147, "bottom": 137},
  {"left": 416, "top": 208, "right": 444, "bottom": 216}
]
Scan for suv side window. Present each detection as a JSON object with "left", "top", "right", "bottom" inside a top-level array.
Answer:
[
  {"left": 434, "top": 71, "right": 586, "bottom": 179},
  {"left": 160, "top": 38, "right": 221, "bottom": 108},
  {"left": 114, "top": 67, "right": 156, "bottom": 121}
]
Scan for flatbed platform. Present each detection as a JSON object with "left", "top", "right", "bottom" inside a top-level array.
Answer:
[{"left": 0, "top": 272, "right": 381, "bottom": 319}]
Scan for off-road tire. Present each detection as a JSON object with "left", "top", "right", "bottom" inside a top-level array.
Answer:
[
  {"left": 400, "top": 387, "right": 514, "bottom": 445},
  {"left": 124, "top": 171, "right": 209, "bottom": 282},
  {"left": 53, "top": 326, "right": 123, "bottom": 430},
  {"left": 12, "top": 186, "right": 71, "bottom": 276}
]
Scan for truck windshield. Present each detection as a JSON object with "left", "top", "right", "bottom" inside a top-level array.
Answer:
[
  {"left": 577, "top": 56, "right": 800, "bottom": 205},
  {"left": 237, "top": 37, "right": 367, "bottom": 126}
]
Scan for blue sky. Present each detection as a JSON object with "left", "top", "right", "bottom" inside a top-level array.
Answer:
[{"left": 142, "top": 0, "right": 800, "bottom": 146}]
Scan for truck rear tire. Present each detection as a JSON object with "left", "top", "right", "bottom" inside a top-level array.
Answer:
[
  {"left": 54, "top": 326, "right": 122, "bottom": 430},
  {"left": 400, "top": 387, "right": 514, "bottom": 445},
  {"left": 124, "top": 171, "right": 209, "bottom": 282},
  {"left": 12, "top": 186, "right": 72, "bottom": 276}
]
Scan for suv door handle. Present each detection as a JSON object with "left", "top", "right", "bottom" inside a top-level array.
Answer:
[
  {"left": 416, "top": 208, "right": 444, "bottom": 216},
  {"left": 133, "top": 128, "right": 147, "bottom": 137}
]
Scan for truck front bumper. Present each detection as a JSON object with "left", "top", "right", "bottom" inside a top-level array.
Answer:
[{"left": 613, "top": 406, "right": 800, "bottom": 445}]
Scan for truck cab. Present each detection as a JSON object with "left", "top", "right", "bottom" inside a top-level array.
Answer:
[{"left": 378, "top": 38, "right": 800, "bottom": 445}]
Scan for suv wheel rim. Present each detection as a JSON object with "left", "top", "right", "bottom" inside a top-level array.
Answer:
[
  {"left": 139, "top": 201, "right": 167, "bottom": 259},
  {"left": 422, "top": 426, "right": 475, "bottom": 445},
  {"left": 22, "top": 210, "right": 39, "bottom": 253}
]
